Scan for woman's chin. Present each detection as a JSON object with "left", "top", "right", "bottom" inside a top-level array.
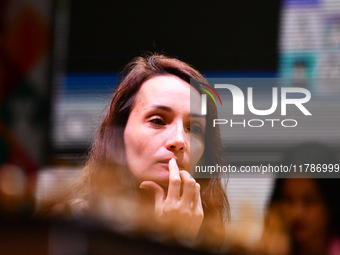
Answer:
[
  {"left": 155, "top": 174, "right": 170, "bottom": 189},
  {"left": 149, "top": 171, "right": 170, "bottom": 189}
]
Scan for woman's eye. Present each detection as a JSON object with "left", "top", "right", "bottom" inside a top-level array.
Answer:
[
  {"left": 190, "top": 124, "right": 204, "bottom": 135},
  {"left": 149, "top": 118, "right": 166, "bottom": 126}
]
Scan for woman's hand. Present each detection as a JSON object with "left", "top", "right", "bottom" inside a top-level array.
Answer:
[
  {"left": 139, "top": 158, "right": 204, "bottom": 243},
  {"left": 251, "top": 205, "right": 290, "bottom": 255}
]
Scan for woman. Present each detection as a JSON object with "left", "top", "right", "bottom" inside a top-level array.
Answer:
[
  {"left": 255, "top": 143, "right": 340, "bottom": 255},
  {"left": 269, "top": 178, "right": 340, "bottom": 255},
  {"left": 66, "top": 54, "right": 229, "bottom": 247}
]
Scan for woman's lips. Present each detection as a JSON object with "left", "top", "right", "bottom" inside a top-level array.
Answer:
[
  {"left": 291, "top": 221, "right": 308, "bottom": 236},
  {"left": 158, "top": 159, "right": 185, "bottom": 170},
  {"left": 158, "top": 162, "right": 170, "bottom": 170}
]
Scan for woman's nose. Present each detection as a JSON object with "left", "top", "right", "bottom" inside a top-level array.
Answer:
[
  {"left": 288, "top": 202, "right": 305, "bottom": 221},
  {"left": 165, "top": 123, "right": 187, "bottom": 151}
]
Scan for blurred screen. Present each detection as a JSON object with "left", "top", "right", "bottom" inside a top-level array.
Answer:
[{"left": 50, "top": 0, "right": 280, "bottom": 155}]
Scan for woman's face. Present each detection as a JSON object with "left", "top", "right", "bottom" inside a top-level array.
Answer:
[
  {"left": 280, "top": 178, "right": 329, "bottom": 244},
  {"left": 124, "top": 75, "right": 206, "bottom": 189}
]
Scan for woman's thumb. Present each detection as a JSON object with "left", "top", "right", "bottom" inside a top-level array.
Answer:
[{"left": 139, "top": 181, "right": 165, "bottom": 208}]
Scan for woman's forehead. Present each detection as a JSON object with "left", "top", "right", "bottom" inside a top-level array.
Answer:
[
  {"left": 137, "top": 76, "right": 190, "bottom": 102},
  {"left": 141, "top": 75, "right": 190, "bottom": 92},
  {"left": 142, "top": 76, "right": 200, "bottom": 110},
  {"left": 131, "top": 75, "right": 202, "bottom": 116}
]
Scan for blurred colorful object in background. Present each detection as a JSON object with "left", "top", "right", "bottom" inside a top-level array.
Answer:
[
  {"left": 280, "top": 0, "right": 340, "bottom": 90},
  {"left": 0, "top": 0, "right": 52, "bottom": 216}
]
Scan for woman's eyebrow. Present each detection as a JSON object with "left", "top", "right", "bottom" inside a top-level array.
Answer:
[
  {"left": 149, "top": 105, "right": 173, "bottom": 112},
  {"left": 190, "top": 113, "right": 205, "bottom": 119},
  {"left": 148, "top": 105, "right": 205, "bottom": 119}
]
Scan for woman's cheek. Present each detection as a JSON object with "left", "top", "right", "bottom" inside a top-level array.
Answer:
[{"left": 190, "top": 138, "right": 205, "bottom": 165}]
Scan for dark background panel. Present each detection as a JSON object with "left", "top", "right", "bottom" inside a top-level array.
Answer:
[{"left": 67, "top": 0, "right": 281, "bottom": 73}]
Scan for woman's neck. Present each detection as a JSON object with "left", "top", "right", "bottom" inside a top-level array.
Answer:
[{"left": 293, "top": 233, "right": 330, "bottom": 255}]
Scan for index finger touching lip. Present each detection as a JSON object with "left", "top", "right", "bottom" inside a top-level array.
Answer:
[
  {"left": 167, "top": 158, "right": 182, "bottom": 199},
  {"left": 169, "top": 158, "right": 181, "bottom": 181}
]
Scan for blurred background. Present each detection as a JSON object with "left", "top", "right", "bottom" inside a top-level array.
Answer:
[{"left": 1, "top": 0, "right": 340, "bottom": 254}]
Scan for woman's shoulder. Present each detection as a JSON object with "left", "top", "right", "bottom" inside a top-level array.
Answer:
[
  {"left": 69, "top": 197, "right": 90, "bottom": 219},
  {"left": 35, "top": 196, "right": 90, "bottom": 220},
  {"left": 328, "top": 235, "right": 340, "bottom": 255}
]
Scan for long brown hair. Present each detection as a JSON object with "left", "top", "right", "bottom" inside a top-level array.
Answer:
[{"left": 74, "top": 53, "right": 229, "bottom": 245}]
